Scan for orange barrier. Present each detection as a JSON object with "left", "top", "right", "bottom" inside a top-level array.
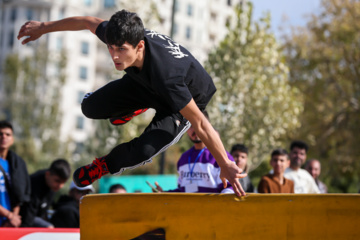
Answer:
[
  {"left": 80, "top": 193, "right": 360, "bottom": 240},
  {"left": 0, "top": 228, "right": 79, "bottom": 240}
]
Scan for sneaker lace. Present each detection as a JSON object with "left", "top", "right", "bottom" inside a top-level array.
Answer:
[{"left": 88, "top": 158, "right": 104, "bottom": 179}]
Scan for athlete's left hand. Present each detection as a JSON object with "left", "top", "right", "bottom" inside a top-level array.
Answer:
[{"left": 220, "top": 160, "right": 247, "bottom": 197}]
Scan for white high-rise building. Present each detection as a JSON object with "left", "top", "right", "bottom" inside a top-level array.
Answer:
[{"left": 0, "top": 0, "right": 242, "bottom": 154}]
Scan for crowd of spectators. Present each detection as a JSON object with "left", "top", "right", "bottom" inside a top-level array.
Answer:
[
  {"left": 0, "top": 119, "right": 330, "bottom": 229},
  {"left": 0, "top": 120, "right": 94, "bottom": 228},
  {"left": 151, "top": 115, "right": 325, "bottom": 195}
]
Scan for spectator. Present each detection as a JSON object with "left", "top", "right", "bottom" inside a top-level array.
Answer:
[
  {"left": 305, "top": 159, "right": 328, "bottom": 193},
  {"left": 230, "top": 144, "right": 254, "bottom": 192},
  {"left": 0, "top": 120, "right": 31, "bottom": 227},
  {"left": 20, "top": 159, "right": 71, "bottom": 227},
  {"left": 50, "top": 181, "right": 94, "bottom": 228},
  {"left": 284, "top": 141, "right": 320, "bottom": 193},
  {"left": 109, "top": 184, "right": 127, "bottom": 193},
  {"left": 258, "top": 148, "right": 294, "bottom": 193},
  {"left": 154, "top": 111, "right": 245, "bottom": 193}
]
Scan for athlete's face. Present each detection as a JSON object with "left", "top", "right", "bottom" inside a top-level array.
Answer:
[
  {"left": 107, "top": 41, "right": 144, "bottom": 71},
  {"left": 0, "top": 127, "right": 14, "bottom": 151}
]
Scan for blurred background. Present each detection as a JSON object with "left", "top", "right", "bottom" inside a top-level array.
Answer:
[{"left": 0, "top": 0, "right": 359, "bottom": 194}]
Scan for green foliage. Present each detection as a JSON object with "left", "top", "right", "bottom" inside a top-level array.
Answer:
[
  {"left": 2, "top": 47, "right": 69, "bottom": 173},
  {"left": 117, "top": 0, "right": 163, "bottom": 30},
  {"left": 205, "top": 2, "right": 303, "bottom": 172},
  {"left": 283, "top": 0, "right": 360, "bottom": 192}
]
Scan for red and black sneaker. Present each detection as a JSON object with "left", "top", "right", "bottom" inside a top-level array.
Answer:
[
  {"left": 110, "top": 108, "right": 148, "bottom": 126},
  {"left": 73, "top": 156, "right": 109, "bottom": 187}
]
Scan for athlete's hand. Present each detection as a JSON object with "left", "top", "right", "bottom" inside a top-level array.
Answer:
[
  {"left": 17, "top": 21, "right": 44, "bottom": 44},
  {"left": 220, "top": 160, "right": 247, "bottom": 197}
]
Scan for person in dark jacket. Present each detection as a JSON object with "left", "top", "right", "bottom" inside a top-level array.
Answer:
[
  {"left": 0, "top": 120, "right": 31, "bottom": 227},
  {"left": 51, "top": 181, "right": 94, "bottom": 228},
  {"left": 20, "top": 159, "right": 71, "bottom": 227}
]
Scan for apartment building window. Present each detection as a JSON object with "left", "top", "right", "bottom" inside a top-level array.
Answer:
[
  {"left": 55, "top": 62, "right": 61, "bottom": 76},
  {"left": 56, "top": 37, "right": 63, "bottom": 51},
  {"left": 185, "top": 26, "right": 192, "bottom": 40},
  {"left": 77, "top": 91, "right": 86, "bottom": 104},
  {"left": 81, "top": 41, "right": 89, "bottom": 55},
  {"left": 76, "top": 116, "right": 85, "bottom": 130},
  {"left": 226, "top": 16, "right": 231, "bottom": 27},
  {"left": 8, "top": 31, "right": 14, "bottom": 47},
  {"left": 210, "top": 12, "right": 217, "bottom": 22},
  {"left": 187, "top": 4, "right": 193, "bottom": 16},
  {"left": 74, "top": 142, "right": 84, "bottom": 154},
  {"left": 10, "top": 8, "right": 17, "bottom": 22},
  {"left": 174, "top": 0, "right": 180, "bottom": 13},
  {"left": 79, "top": 66, "right": 88, "bottom": 80},
  {"left": 104, "top": 0, "right": 115, "bottom": 8},
  {"left": 59, "top": 8, "right": 65, "bottom": 19},
  {"left": 172, "top": 23, "right": 178, "bottom": 36},
  {"left": 26, "top": 8, "right": 33, "bottom": 20},
  {"left": 84, "top": 0, "right": 92, "bottom": 6}
]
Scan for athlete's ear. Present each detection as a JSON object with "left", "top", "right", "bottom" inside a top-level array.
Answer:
[{"left": 136, "top": 40, "right": 145, "bottom": 52}]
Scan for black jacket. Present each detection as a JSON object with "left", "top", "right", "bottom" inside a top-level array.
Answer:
[
  {"left": 50, "top": 195, "right": 79, "bottom": 228},
  {"left": 20, "top": 169, "right": 54, "bottom": 227},
  {"left": 6, "top": 150, "right": 31, "bottom": 207}
]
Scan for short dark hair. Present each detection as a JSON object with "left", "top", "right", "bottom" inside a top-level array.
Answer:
[
  {"left": 49, "top": 159, "right": 71, "bottom": 181},
  {"left": 109, "top": 183, "right": 126, "bottom": 193},
  {"left": 105, "top": 10, "right": 144, "bottom": 48},
  {"left": 271, "top": 148, "right": 289, "bottom": 159},
  {"left": 290, "top": 140, "right": 308, "bottom": 152},
  {"left": 0, "top": 120, "right": 13, "bottom": 131},
  {"left": 230, "top": 144, "right": 248, "bottom": 155}
]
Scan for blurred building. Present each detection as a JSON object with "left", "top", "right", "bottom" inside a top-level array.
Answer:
[{"left": 0, "top": 0, "right": 242, "bottom": 157}]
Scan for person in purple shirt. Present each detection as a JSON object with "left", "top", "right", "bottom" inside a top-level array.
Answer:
[{"left": 154, "top": 111, "right": 238, "bottom": 193}]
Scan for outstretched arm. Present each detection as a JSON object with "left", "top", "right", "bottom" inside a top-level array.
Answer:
[
  {"left": 180, "top": 99, "right": 247, "bottom": 197},
  {"left": 17, "top": 16, "right": 104, "bottom": 45}
]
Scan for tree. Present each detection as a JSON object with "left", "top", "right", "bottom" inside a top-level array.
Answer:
[
  {"left": 2, "top": 47, "right": 68, "bottom": 172},
  {"left": 204, "top": 2, "right": 303, "bottom": 172},
  {"left": 283, "top": 0, "right": 360, "bottom": 192},
  {"left": 117, "top": 0, "right": 163, "bottom": 30}
]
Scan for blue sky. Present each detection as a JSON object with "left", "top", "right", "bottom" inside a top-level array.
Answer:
[{"left": 250, "top": 0, "right": 322, "bottom": 37}]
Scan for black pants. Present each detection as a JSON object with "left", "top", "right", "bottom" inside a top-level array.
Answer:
[{"left": 81, "top": 75, "right": 190, "bottom": 174}]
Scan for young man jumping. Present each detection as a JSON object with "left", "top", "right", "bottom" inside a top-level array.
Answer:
[{"left": 17, "top": 10, "right": 247, "bottom": 196}]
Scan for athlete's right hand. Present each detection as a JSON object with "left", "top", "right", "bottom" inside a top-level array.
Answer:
[
  {"left": 220, "top": 160, "right": 247, "bottom": 197},
  {"left": 17, "top": 21, "right": 44, "bottom": 45}
]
